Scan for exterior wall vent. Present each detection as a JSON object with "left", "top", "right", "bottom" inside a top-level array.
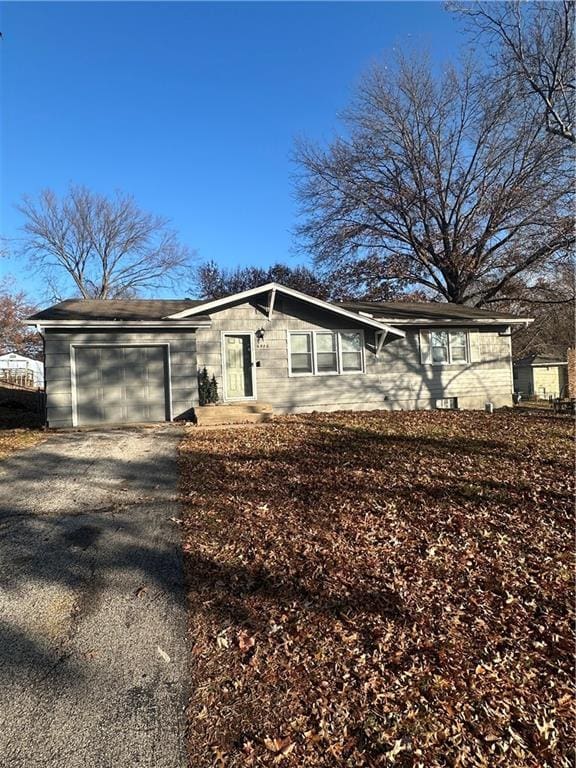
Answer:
[{"left": 435, "top": 397, "right": 458, "bottom": 410}]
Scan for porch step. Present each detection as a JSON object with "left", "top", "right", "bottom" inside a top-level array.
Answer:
[{"left": 195, "top": 402, "right": 273, "bottom": 426}]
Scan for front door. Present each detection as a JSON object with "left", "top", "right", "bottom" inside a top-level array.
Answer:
[{"left": 224, "top": 334, "right": 254, "bottom": 399}]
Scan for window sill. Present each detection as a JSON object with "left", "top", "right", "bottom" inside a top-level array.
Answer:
[
  {"left": 425, "top": 361, "right": 469, "bottom": 367},
  {"left": 288, "top": 370, "right": 365, "bottom": 378}
]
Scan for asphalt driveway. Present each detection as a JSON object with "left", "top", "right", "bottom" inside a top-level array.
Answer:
[{"left": 0, "top": 425, "right": 188, "bottom": 768}]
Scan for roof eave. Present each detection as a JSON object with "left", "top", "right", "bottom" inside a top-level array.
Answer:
[
  {"left": 28, "top": 319, "right": 212, "bottom": 329},
  {"left": 370, "top": 317, "right": 533, "bottom": 326}
]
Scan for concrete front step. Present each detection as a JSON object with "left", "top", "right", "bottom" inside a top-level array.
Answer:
[{"left": 196, "top": 402, "right": 273, "bottom": 425}]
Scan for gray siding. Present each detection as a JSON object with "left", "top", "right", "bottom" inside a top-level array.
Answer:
[
  {"left": 44, "top": 329, "right": 197, "bottom": 428},
  {"left": 196, "top": 297, "right": 514, "bottom": 413}
]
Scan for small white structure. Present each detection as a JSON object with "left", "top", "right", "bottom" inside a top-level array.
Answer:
[{"left": 0, "top": 353, "right": 44, "bottom": 388}]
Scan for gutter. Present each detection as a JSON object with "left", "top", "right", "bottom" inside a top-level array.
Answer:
[
  {"left": 366, "top": 317, "right": 534, "bottom": 327},
  {"left": 28, "top": 320, "right": 212, "bottom": 330}
]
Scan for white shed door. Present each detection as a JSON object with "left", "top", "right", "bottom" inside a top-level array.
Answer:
[{"left": 74, "top": 346, "right": 168, "bottom": 425}]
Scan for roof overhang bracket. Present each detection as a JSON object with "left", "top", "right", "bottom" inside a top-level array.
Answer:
[
  {"left": 375, "top": 330, "right": 389, "bottom": 357},
  {"left": 267, "top": 287, "right": 277, "bottom": 320}
]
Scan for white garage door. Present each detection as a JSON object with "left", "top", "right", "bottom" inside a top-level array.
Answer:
[{"left": 74, "top": 346, "right": 168, "bottom": 425}]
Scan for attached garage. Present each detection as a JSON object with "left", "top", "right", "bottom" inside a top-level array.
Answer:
[
  {"left": 29, "top": 298, "right": 212, "bottom": 428},
  {"left": 73, "top": 345, "right": 169, "bottom": 426}
]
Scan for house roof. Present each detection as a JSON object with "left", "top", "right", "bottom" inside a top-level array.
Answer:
[
  {"left": 338, "top": 300, "right": 531, "bottom": 325},
  {"left": 28, "top": 285, "right": 532, "bottom": 330},
  {"left": 514, "top": 354, "right": 568, "bottom": 367},
  {"left": 29, "top": 299, "right": 209, "bottom": 322}
]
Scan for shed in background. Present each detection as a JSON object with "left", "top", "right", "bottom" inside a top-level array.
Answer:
[
  {"left": 0, "top": 353, "right": 44, "bottom": 389},
  {"left": 513, "top": 355, "right": 568, "bottom": 400}
]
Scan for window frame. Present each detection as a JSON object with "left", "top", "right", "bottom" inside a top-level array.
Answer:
[
  {"left": 315, "top": 331, "right": 339, "bottom": 374},
  {"left": 428, "top": 329, "right": 470, "bottom": 366},
  {"left": 287, "top": 331, "right": 314, "bottom": 375},
  {"left": 287, "top": 329, "right": 365, "bottom": 377}
]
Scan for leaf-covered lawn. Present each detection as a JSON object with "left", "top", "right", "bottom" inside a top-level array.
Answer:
[
  {"left": 179, "top": 410, "right": 575, "bottom": 767},
  {"left": 0, "top": 428, "right": 44, "bottom": 460}
]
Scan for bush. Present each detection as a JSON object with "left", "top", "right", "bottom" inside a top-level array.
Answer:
[{"left": 198, "top": 367, "right": 219, "bottom": 405}]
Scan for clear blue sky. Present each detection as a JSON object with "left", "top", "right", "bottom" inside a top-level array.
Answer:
[{"left": 0, "top": 1, "right": 462, "bottom": 300}]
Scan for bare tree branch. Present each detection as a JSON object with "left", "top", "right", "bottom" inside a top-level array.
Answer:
[
  {"left": 18, "top": 186, "right": 194, "bottom": 299},
  {"left": 294, "top": 52, "right": 574, "bottom": 306},
  {"left": 449, "top": 0, "right": 575, "bottom": 143}
]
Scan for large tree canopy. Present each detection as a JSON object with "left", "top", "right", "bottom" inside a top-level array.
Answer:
[
  {"left": 19, "top": 186, "right": 192, "bottom": 299},
  {"left": 193, "top": 260, "right": 332, "bottom": 300},
  {"left": 295, "top": 54, "right": 574, "bottom": 306}
]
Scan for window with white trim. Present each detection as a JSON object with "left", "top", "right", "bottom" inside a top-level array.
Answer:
[
  {"left": 315, "top": 332, "right": 338, "bottom": 372},
  {"left": 427, "top": 330, "right": 469, "bottom": 365},
  {"left": 289, "top": 330, "right": 364, "bottom": 376},
  {"left": 341, "top": 331, "right": 363, "bottom": 371},
  {"left": 289, "top": 332, "right": 313, "bottom": 374}
]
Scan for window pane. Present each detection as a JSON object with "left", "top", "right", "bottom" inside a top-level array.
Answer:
[
  {"left": 341, "top": 332, "right": 363, "bottom": 370},
  {"left": 316, "top": 333, "right": 337, "bottom": 372},
  {"left": 290, "top": 333, "right": 311, "bottom": 354},
  {"left": 316, "top": 333, "right": 336, "bottom": 353},
  {"left": 342, "top": 352, "right": 362, "bottom": 371},
  {"left": 317, "top": 353, "right": 338, "bottom": 372},
  {"left": 341, "top": 332, "right": 361, "bottom": 353},
  {"left": 450, "top": 331, "right": 467, "bottom": 362},
  {"left": 291, "top": 353, "right": 313, "bottom": 373},
  {"left": 431, "top": 331, "right": 449, "bottom": 363},
  {"left": 290, "top": 334, "right": 312, "bottom": 373},
  {"left": 451, "top": 345, "right": 467, "bottom": 362}
]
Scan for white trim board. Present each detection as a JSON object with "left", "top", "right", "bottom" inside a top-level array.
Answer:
[
  {"left": 33, "top": 320, "right": 210, "bottom": 329},
  {"left": 365, "top": 317, "right": 533, "bottom": 327}
]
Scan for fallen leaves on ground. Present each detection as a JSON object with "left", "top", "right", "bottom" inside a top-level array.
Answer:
[
  {"left": 0, "top": 428, "right": 45, "bottom": 460},
  {"left": 179, "top": 410, "right": 575, "bottom": 767}
]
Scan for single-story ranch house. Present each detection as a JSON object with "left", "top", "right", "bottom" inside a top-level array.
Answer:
[{"left": 29, "top": 283, "right": 531, "bottom": 428}]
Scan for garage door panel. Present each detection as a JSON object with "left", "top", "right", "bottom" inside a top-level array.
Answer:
[
  {"left": 144, "top": 364, "right": 165, "bottom": 378},
  {"left": 77, "top": 399, "right": 104, "bottom": 425},
  {"left": 126, "top": 403, "right": 165, "bottom": 422},
  {"left": 101, "top": 366, "right": 124, "bottom": 387},
  {"left": 121, "top": 347, "right": 141, "bottom": 365},
  {"left": 101, "top": 385, "right": 125, "bottom": 403},
  {"left": 123, "top": 387, "right": 165, "bottom": 403},
  {"left": 100, "top": 405, "right": 127, "bottom": 423},
  {"left": 76, "top": 370, "right": 102, "bottom": 387},
  {"left": 75, "top": 346, "right": 168, "bottom": 426}
]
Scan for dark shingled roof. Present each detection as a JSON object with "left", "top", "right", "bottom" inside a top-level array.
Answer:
[
  {"left": 29, "top": 299, "right": 210, "bottom": 322},
  {"left": 338, "top": 300, "right": 524, "bottom": 322},
  {"left": 29, "top": 293, "right": 528, "bottom": 325}
]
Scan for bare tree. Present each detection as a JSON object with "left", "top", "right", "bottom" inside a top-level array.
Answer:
[
  {"left": 18, "top": 186, "right": 193, "bottom": 299},
  {"left": 495, "top": 258, "right": 575, "bottom": 359},
  {"left": 295, "top": 54, "right": 574, "bottom": 306},
  {"left": 449, "top": 1, "right": 575, "bottom": 143},
  {"left": 0, "top": 278, "right": 42, "bottom": 359}
]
